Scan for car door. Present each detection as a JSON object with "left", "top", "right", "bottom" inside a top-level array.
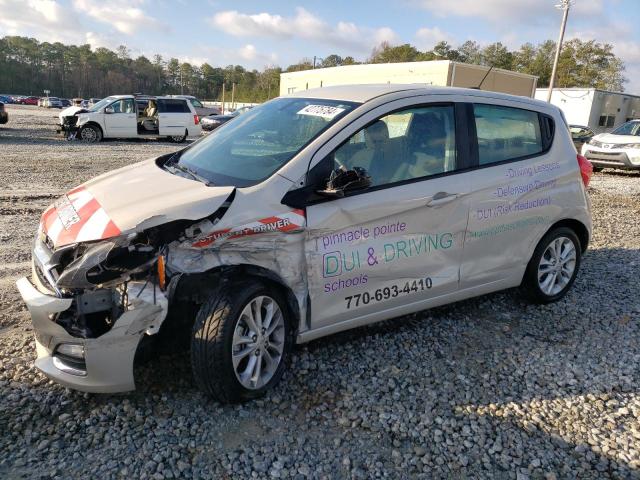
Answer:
[
  {"left": 104, "top": 99, "right": 136, "bottom": 137},
  {"left": 460, "top": 101, "right": 561, "bottom": 288},
  {"left": 158, "top": 99, "right": 188, "bottom": 136},
  {"left": 303, "top": 100, "right": 474, "bottom": 331}
]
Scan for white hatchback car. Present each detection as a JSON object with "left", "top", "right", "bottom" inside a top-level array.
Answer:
[
  {"left": 18, "top": 85, "right": 592, "bottom": 402},
  {"left": 58, "top": 95, "right": 202, "bottom": 143},
  {"left": 581, "top": 119, "right": 640, "bottom": 171}
]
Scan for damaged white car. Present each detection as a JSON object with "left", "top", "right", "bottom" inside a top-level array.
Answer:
[
  {"left": 57, "top": 95, "right": 201, "bottom": 143},
  {"left": 18, "top": 85, "right": 592, "bottom": 403}
]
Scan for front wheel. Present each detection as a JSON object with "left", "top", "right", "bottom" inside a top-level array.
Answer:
[
  {"left": 521, "top": 227, "right": 581, "bottom": 304},
  {"left": 191, "top": 281, "right": 293, "bottom": 403},
  {"left": 592, "top": 166, "right": 603, "bottom": 172},
  {"left": 79, "top": 124, "right": 102, "bottom": 142}
]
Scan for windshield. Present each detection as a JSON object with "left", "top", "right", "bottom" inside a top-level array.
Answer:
[
  {"left": 611, "top": 121, "right": 640, "bottom": 136},
  {"left": 177, "top": 97, "right": 358, "bottom": 187},
  {"left": 89, "top": 96, "right": 116, "bottom": 112}
]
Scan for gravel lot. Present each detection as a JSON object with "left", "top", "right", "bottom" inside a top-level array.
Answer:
[{"left": 1, "top": 104, "right": 640, "bottom": 479}]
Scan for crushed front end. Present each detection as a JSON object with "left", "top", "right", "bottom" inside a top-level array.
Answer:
[{"left": 17, "top": 225, "right": 168, "bottom": 393}]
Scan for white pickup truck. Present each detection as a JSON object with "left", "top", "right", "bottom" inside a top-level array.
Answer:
[{"left": 58, "top": 95, "right": 202, "bottom": 143}]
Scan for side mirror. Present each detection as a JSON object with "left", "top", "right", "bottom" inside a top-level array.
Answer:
[
  {"left": 104, "top": 106, "right": 114, "bottom": 114},
  {"left": 316, "top": 166, "right": 371, "bottom": 197},
  {"left": 280, "top": 165, "right": 371, "bottom": 209}
]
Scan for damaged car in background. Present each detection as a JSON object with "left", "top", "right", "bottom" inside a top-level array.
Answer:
[
  {"left": 57, "top": 94, "right": 201, "bottom": 143},
  {"left": 18, "top": 85, "right": 592, "bottom": 403}
]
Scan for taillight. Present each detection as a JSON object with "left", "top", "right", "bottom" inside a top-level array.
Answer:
[
  {"left": 194, "top": 115, "right": 200, "bottom": 125},
  {"left": 577, "top": 154, "right": 592, "bottom": 187}
]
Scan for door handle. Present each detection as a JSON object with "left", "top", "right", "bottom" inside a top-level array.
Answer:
[{"left": 426, "top": 192, "right": 459, "bottom": 207}]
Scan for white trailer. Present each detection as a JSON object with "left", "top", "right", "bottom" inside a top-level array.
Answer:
[{"left": 535, "top": 88, "right": 640, "bottom": 133}]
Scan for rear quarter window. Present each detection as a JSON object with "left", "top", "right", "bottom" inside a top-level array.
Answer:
[
  {"left": 158, "top": 100, "right": 190, "bottom": 113},
  {"left": 474, "top": 104, "right": 544, "bottom": 165}
]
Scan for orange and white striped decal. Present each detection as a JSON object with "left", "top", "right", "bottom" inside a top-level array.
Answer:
[
  {"left": 192, "top": 209, "right": 305, "bottom": 248},
  {"left": 41, "top": 186, "right": 121, "bottom": 248}
]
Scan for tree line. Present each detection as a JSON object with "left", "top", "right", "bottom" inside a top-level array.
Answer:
[{"left": 0, "top": 36, "right": 627, "bottom": 102}]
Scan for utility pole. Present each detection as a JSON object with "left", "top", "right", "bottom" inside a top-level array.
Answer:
[
  {"left": 547, "top": 0, "right": 572, "bottom": 102},
  {"left": 231, "top": 83, "right": 236, "bottom": 110},
  {"left": 180, "top": 66, "right": 184, "bottom": 95},
  {"left": 221, "top": 83, "right": 225, "bottom": 114}
]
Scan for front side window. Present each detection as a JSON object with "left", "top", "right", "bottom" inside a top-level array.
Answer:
[
  {"left": 175, "top": 97, "right": 358, "bottom": 187},
  {"left": 333, "top": 105, "right": 457, "bottom": 187},
  {"left": 474, "top": 104, "right": 542, "bottom": 165},
  {"left": 190, "top": 99, "right": 203, "bottom": 108},
  {"left": 109, "top": 99, "right": 135, "bottom": 113}
]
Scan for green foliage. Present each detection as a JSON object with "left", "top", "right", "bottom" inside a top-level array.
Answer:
[
  {"left": 0, "top": 36, "right": 280, "bottom": 102},
  {"left": 0, "top": 35, "right": 628, "bottom": 99}
]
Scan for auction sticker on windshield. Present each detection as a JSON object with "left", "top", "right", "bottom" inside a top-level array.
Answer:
[{"left": 297, "top": 105, "right": 346, "bottom": 119}]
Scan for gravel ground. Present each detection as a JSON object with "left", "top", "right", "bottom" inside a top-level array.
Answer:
[{"left": 1, "top": 104, "right": 640, "bottom": 479}]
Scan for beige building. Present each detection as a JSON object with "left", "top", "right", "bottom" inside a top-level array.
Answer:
[{"left": 280, "top": 60, "right": 538, "bottom": 98}]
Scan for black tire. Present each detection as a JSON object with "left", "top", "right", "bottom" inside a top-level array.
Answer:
[
  {"left": 521, "top": 227, "right": 582, "bottom": 304},
  {"left": 79, "top": 124, "right": 102, "bottom": 142},
  {"left": 191, "top": 280, "right": 293, "bottom": 403},
  {"left": 592, "top": 166, "right": 603, "bottom": 172},
  {"left": 168, "top": 129, "right": 187, "bottom": 143}
]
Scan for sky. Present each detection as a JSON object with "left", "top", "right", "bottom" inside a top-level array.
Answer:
[{"left": 0, "top": 0, "right": 639, "bottom": 92}]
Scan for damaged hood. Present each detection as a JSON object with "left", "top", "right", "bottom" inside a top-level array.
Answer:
[
  {"left": 59, "top": 106, "right": 86, "bottom": 120},
  {"left": 41, "top": 158, "right": 234, "bottom": 248}
]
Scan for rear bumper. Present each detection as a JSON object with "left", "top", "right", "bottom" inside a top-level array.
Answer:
[{"left": 16, "top": 276, "right": 167, "bottom": 393}]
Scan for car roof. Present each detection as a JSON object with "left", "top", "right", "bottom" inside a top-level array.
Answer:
[
  {"left": 287, "top": 84, "right": 550, "bottom": 109},
  {"left": 105, "top": 95, "right": 187, "bottom": 101}
]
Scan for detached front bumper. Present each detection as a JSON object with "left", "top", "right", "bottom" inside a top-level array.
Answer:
[
  {"left": 56, "top": 123, "right": 79, "bottom": 135},
  {"left": 17, "top": 276, "right": 167, "bottom": 393}
]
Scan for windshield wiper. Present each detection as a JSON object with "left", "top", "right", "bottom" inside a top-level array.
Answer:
[{"left": 165, "top": 162, "right": 212, "bottom": 186}]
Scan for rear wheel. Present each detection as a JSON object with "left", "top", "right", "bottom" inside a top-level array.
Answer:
[
  {"left": 522, "top": 227, "right": 581, "bottom": 304},
  {"left": 592, "top": 166, "right": 603, "bottom": 172},
  {"left": 191, "top": 280, "right": 292, "bottom": 403},
  {"left": 79, "top": 124, "right": 102, "bottom": 143},
  {"left": 168, "top": 129, "right": 187, "bottom": 143}
]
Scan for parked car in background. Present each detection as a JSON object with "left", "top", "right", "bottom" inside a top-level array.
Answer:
[
  {"left": 87, "top": 98, "right": 101, "bottom": 108},
  {"left": 44, "top": 97, "right": 63, "bottom": 108},
  {"left": 72, "top": 98, "right": 84, "bottom": 106},
  {"left": 20, "top": 96, "right": 39, "bottom": 105},
  {"left": 0, "top": 95, "right": 12, "bottom": 104},
  {"left": 0, "top": 101, "right": 8, "bottom": 124},
  {"left": 569, "top": 125, "right": 594, "bottom": 151},
  {"left": 37, "top": 97, "right": 45, "bottom": 107},
  {"left": 581, "top": 119, "right": 640, "bottom": 172},
  {"left": 60, "top": 99, "right": 72, "bottom": 107},
  {"left": 200, "top": 105, "right": 253, "bottom": 131},
  {"left": 58, "top": 94, "right": 201, "bottom": 142},
  {"left": 169, "top": 95, "right": 220, "bottom": 118},
  {"left": 19, "top": 85, "right": 592, "bottom": 401}
]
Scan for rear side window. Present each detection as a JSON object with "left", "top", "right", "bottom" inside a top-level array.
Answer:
[
  {"left": 158, "top": 99, "right": 190, "bottom": 113},
  {"left": 473, "top": 104, "right": 543, "bottom": 165}
]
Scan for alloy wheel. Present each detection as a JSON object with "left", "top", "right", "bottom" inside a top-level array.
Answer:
[
  {"left": 537, "top": 236, "right": 577, "bottom": 296},
  {"left": 232, "top": 295, "right": 285, "bottom": 390}
]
